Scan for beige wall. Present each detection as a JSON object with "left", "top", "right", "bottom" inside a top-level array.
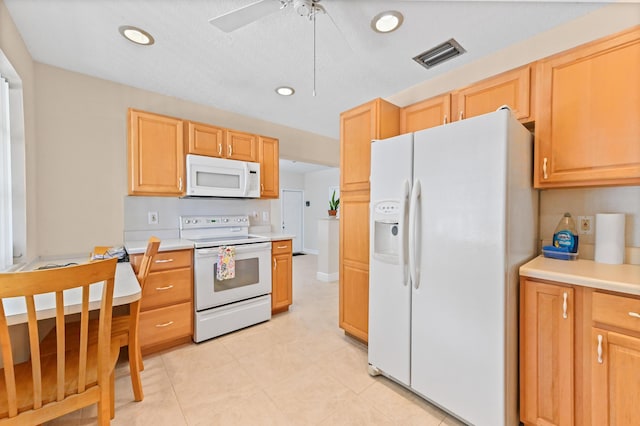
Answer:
[{"left": 33, "top": 64, "right": 339, "bottom": 256}]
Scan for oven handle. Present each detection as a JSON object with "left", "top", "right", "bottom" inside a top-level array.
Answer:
[{"left": 195, "top": 241, "right": 271, "bottom": 256}]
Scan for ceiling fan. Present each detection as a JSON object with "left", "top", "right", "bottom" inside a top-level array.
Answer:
[
  {"left": 209, "top": 0, "right": 326, "bottom": 33},
  {"left": 209, "top": 0, "right": 334, "bottom": 96}
]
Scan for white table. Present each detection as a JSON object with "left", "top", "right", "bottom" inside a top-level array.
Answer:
[{"left": 3, "top": 262, "right": 141, "bottom": 326}]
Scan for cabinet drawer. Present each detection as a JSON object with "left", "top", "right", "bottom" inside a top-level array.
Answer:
[
  {"left": 141, "top": 268, "right": 192, "bottom": 310},
  {"left": 593, "top": 292, "right": 640, "bottom": 333},
  {"left": 139, "top": 301, "right": 192, "bottom": 349},
  {"left": 272, "top": 240, "right": 292, "bottom": 255},
  {"left": 131, "top": 249, "right": 192, "bottom": 273}
]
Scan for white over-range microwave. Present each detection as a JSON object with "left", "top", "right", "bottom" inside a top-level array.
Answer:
[{"left": 185, "top": 154, "right": 261, "bottom": 198}]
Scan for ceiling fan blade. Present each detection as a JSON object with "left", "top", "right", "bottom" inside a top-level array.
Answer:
[{"left": 209, "top": 0, "right": 284, "bottom": 33}]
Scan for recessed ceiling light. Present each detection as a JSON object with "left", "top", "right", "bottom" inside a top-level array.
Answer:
[
  {"left": 119, "top": 26, "right": 154, "bottom": 46},
  {"left": 276, "top": 86, "right": 295, "bottom": 96},
  {"left": 371, "top": 11, "right": 403, "bottom": 33}
]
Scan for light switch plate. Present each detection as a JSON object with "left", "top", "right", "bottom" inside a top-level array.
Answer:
[{"left": 577, "top": 215, "right": 593, "bottom": 235}]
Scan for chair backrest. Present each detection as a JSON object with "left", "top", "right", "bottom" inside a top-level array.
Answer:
[
  {"left": 136, "top": 237, "right": 160, "bottom": 290},
  {"left": 0, "top": 258, "right": 117, "bottom": 420}
]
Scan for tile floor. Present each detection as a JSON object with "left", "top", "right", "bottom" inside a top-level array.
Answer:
[{"left": 47, "top": 254, "right": 465, "bottom": 425}]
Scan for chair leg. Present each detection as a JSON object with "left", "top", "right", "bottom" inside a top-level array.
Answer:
[
  {"left": 110, "top": 370, "right": 116, "bottom": 419},
  {"left": 129, "top": 341, "right": 144, "bottom": 401},
  {"left": 98, "top": 375, "right": 112, "bottom": 426}
]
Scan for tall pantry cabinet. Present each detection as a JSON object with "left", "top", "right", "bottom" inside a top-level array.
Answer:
[{"left": 339, "top": 98, "right": 399, "bottom": 342}]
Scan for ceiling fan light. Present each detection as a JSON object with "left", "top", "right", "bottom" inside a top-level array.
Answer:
[
  {"left": 119, "top": 26, "right": 154, "bottom": 45},
  {"left": 276, "top": 86, "right": 295, "bottom": 96},
  {"left": 371, "top": 11, "right": 403, "bottom": 33}
]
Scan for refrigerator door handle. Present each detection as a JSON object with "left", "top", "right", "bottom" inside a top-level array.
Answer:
[
  {"left": 408, "top": 179, "right": 421, "bottom": 289},
  {"left": 400, "top": 179, "right": 410, "bottom": 286}
]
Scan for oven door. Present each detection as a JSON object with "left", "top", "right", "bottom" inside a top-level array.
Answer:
[{"left": 194, "top": 241, "right": 271, "bottom": 311}]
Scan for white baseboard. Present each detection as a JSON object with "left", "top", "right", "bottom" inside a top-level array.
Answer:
[{"left": 316, "top": 271, "right": 339, "bottom": 282}]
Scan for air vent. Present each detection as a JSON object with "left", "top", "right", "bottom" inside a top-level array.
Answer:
[{"left": 413, "top": 39, "right": 466, "bottom": 70}]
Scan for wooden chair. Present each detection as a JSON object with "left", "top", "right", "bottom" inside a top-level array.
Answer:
[
  {"left": 0, "top": 258, "right": 119, "bottom": 425},
  {"left": 40, "top": 237, "right": 160, "bottom": 402}
]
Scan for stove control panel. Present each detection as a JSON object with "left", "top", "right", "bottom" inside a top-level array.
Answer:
[{"left": 180, "top": 215, "right": 249, "bottom": 229}]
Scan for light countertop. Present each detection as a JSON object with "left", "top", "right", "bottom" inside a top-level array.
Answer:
[
  {"left": 125, "top": 239, "right": 194, "bottom": 255},
  {"left": 520, "top": 255, "right": 640, "bottom": 296},
  {"left": 124, "top": 234, "right": 295, "bottom": 254},
  {"left": 255, "top": 233, "right": 295, "bottom": 242}
]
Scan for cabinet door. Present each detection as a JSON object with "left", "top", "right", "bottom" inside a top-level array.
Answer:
[
  {"left": 535, "top": 27, "right": 640, "bottom": 188},
  {"left": 591, "top": 329, "right": 640, "bottom": 426},
  {"left": 454, "top": 65, "right": 532, "bottom": 122},
  {"left": 340, "top": 98, "right": 399, "bottom": 192},
  {"left": 272, "top": 250, "right": 292, "bottom": 313},
  {"left": 128, "top": 109, "right": 184, "bottom": 196},
  {"left": 259, "top": 136, "right": 279, "bottom": 199},
  {"left": 339, "top": 193, "right": 370, "bottom": 342},
  {"left": 520, "top": 280, "right": 574, "bottom": 426},
  {"left": 400, "top": 94, "right": 451, "bottom": 133},
  {"left": 185, "top": 121, "right": 225, "bottom": 157},
  {"left": 226, "top": 130, "right": 257, "bottom": 162}
]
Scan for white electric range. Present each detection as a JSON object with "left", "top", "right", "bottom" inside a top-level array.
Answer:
[{"left": 180, "top": 215, "right": 271, "bottom": 342}]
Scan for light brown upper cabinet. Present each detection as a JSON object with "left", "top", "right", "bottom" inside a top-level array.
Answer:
[
  {"left": 340, "top": 98, "right": 400, "bottom": 193},
  {"left": 534, "top": 26, "right": 640, "bottom": 188},
  {"left": 226, "top": 130, "right": 258, "bottom": 162},
  {"left": 400, "top": 94, "right": 451, "bottom": 133},
  {"left": 259, "top": 136, "right": 279, "bottom": 199},
  {"left": 184, "top": 120, "right": 226, "bottom": 157},
  {"left": 128, "top": 109, "right": 185, "bottom": 196},
  {"left": 453, "top": 65, "right": 533, "bottom": 123}
]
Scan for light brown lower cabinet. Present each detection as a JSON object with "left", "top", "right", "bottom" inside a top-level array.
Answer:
[
  {"left": 271, "top": 240, "right": 292, "bottom": 314},
  {"left": 130, "top": 248, "right": 193, "bottom": 355},
  {"left": 520, "top": 279, "right": 576, "bottom": 426},
  {"left": 591, "top": 292, "right": 640, "bottom": 425},
  {"left": 521, "top": 277, "right": 640, "bottom": 426}
]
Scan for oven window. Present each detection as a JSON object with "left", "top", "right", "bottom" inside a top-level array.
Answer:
[
  {"left": 214, "top": 258, "right": 259, "bottom": 291},
  {"left": 196, "top": 170, "right": 240, "bottom": 189}
]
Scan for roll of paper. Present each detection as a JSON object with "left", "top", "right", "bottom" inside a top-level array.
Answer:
[{"left": 595, "top": 213, "right": 625, "bottom": 264}]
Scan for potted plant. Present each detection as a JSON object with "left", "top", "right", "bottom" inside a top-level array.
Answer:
[{"left": 328, "top": 190, "right": 340, "bottom": 217}]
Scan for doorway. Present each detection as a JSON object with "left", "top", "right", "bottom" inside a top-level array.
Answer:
[{"left": 281, "top": 189, "right": 304, "bottom": 254}]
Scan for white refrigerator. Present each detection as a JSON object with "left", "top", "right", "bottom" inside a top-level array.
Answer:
[{"left": 368, "top": 109, "right": 538, "bottom": 426}]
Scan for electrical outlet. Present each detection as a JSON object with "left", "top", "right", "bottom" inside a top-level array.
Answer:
[
  {"left": 577, "top": 215, "right": 593, "bottom": 235},
  {"left": 148, "top": 211, "right": 159, "bottom": 225}
]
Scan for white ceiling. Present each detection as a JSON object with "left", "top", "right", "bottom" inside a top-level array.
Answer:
[{"left": 4, "top": 0, "right": 609, "bottom": 140}]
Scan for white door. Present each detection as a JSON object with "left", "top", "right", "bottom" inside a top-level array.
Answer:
[
  {"left": 411, "top": 111, "right": 510, "bottom": 426},
  {"left": 281, "top": 189, "right": 304, "bottom": 253},
  {"left": 368, "top": 133, "right": 413, "bottom": 386}
]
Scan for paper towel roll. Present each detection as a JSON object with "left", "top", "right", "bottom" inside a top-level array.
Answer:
[{"left": 595, "top": 213, "right": 625, "bottom": 264}]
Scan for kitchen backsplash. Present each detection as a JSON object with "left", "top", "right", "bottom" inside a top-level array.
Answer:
[
  {"left": 123, "top": 196, "right": 273, "bottom": 238},
  {"left": 539, "top": 186, "right": 640, "bottom": 264}
]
